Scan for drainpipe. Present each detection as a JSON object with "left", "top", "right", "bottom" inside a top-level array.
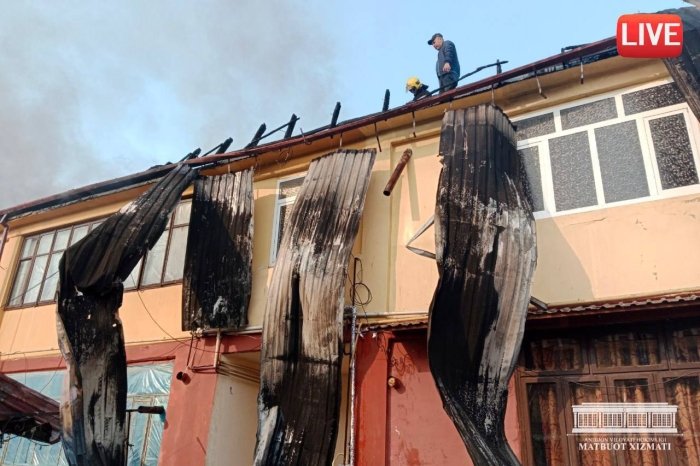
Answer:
[
  {"left": 0, "top": 214, "right": 8, "bottom": 270},
  {"left": 346, "top": 306, "right": 358, "bottom": 466}
]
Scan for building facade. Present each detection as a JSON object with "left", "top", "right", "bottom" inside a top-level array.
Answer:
[{"left": 1, "top": 37, "right": 699, "bottom": 466}]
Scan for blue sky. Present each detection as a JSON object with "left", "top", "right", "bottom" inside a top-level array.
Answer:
[{"left": 0, "top": 0, "right": 687, "bottom": 209}]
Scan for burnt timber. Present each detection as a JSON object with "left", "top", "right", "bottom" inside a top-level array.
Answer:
[
  {"left": 0, "top": 373, "right": 61, "bottom": 444},
  {"left": 428, "top": 106, "right": 537, "bottom": 465},
  {"left": 663, "top": 7, "right": 700, "bottom": 122},
  {"left": 57, "top": 164, "right": 194, "bottom": 466},
  {"left": 254, "top": 149, "right": 375, "bottom": 465},
  {"left": 182, "top": 170, "right": 254, "bottom": 331}
]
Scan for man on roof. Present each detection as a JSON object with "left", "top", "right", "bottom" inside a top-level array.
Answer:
[{"left": 428, "top": 33, "right": 460, "bottom": 93}]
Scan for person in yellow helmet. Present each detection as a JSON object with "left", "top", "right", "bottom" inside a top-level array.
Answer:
[{"left": 406, "top": 77, "right": 430, "bottom": 101}]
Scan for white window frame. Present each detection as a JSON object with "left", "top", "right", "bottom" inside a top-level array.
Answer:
[
  {"left": 269, "top": 173, "right": 305, "bottom": 266},
  {"left": 514, "top": 79, "right": 700, "bottom": 219}
]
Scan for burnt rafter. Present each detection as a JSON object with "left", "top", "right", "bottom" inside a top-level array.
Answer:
[
  {"left": 428, "top": 106, "right": 537, "bottom": 465},
  {"left": 254, "top": 149, "right": 376, "bottom": 466},
  {"left": 662, "top": 7, "right": 700, "bottom": 122},
  {"left": 182, "top": 169, "right": 254, "bottom": 331},
  {"left": 57, "top": 164, "right": 195, "bottom": 466}
]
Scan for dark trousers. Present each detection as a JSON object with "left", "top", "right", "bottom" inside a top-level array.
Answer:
[{"left": 439, "top": 74, "right": 457, "bottom": 93}]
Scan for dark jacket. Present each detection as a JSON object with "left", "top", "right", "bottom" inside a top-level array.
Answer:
[
  {"left": 436, "top": 40, "right": 460, "bottom": 81},
  {"left": 411, "top": 84, "right": 430, "bottom": 101}
]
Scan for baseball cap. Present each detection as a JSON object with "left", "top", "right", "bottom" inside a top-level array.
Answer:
[{"left": 427, "top": 33, "right": 443, "bottom": 45}]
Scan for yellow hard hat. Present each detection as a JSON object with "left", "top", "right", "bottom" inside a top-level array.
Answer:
[{"left": 406, "top": 76, "right": 422, "bottom": 92}]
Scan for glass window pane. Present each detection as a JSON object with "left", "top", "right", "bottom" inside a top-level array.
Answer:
[
  {"left": 595, "top": 121, "right": 650, "bottom": 203},
  {"left": 664, "top": 376, "right": 700, "bottom": 464},
  {"left": 278, "top": 177, "right": 304, "bottom": 200},
  {"left": 23, "top": 255, "right": 49, "bottom": 303},
  {"left": 163, "top": 227, "right": 188, "bottom": 282},
  {"left": 70, "top": 225, "right": 90, "bottom": 246},
  {"left": 593, "top": 332, "right": 661, "bottom": 368},
  {"left": 548, "top": 132, "right": 597, "bottom": 211},
  {"left": 53, "top": 229, "right": 71, "bottom": 251},
  {"left": 9, "top": 259, "right": 32, "bottom": 306},
  {"left": 649, "top": 114, "right": 699, "bottom": 190},
  {"left": 519, "top": 146, "right": 544, "bottom": 211},
  {"left": 516, "top": 113, "right": 555, "bottom": 141},
  {"left": 560, "top": 97, "right": 617, "bottom": 130},
  {"left": 525, "top": 337, "right": 584, "bottom": 371},
  {"left": 622, "top": 82, "right": 685, "bottom": 115},
  {"left": 671, "top": 326, "right": 700, "bottom": 364},
  {"left": 275, "top": 202, "right": 294, "bottom": 256},
  {"left": 173, "top": 201, "right": 191, "bottom": 226},
  {"left": 527, "top": 383, "right": 565, "bottom": 465},
  {"left": 36, "top": 233, "right": 53, "bottom": 255},
  {"left": 124, "top": 258, "right": 143, "bottom": 290},
  {"left": 39, "top": 253, "right": 62, "bottom": 302},
  {"left": 89, "top": 220, "right": 104, "bottom": 232},
  {"left": 20, "top": 237, "right": 38, "bottom": 258},
  {"left": 141, "top": 234, "right": 168, "bottom": 286}
]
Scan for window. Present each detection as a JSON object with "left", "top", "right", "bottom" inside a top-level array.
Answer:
[
  {"left": 2, "top": 363, "right": 172, "bottom": 466},
  {"left": 7, "top": 219, "right": 104, "bottom": 307},
  {"left": 123, "top": 200, "right": 191, "bottom": 289},
  {"left": 6, "top": 200, "right": 191, "bottom": 308},
  {"left": 518, "top": 320, "right": 700, "bottom": 465},
  {"left": 269, "top": 174, "right": 305, "bottom": 265},
  {"left": 516, "top": 81, "right": 700, "bottom": 217}
]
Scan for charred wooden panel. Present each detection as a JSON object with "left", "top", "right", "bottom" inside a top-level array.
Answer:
[
  {"left": 255, "top": 149, "right": 375, "bottom": 466},
  {"left": 182, "top": 170, "right": 254, "bottom": 331},
  {"left": 428, "top": 106, "right": 537, "bottom": 465},
  {"left": 0, "top": 374, "right": 61, "bottom": 443},
  {"left": 57, "top": 164, "right": 194, "bottom": 466},
  {"left": 663, "top": 7, "right": 700, "bottom": 122}
]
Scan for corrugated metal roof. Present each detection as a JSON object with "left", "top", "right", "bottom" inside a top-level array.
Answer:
[{"left": 528, "top": 292, "right": 700, "bottom": 317}]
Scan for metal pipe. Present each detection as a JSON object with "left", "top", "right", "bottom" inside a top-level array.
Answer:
[
  {"left": 383, "top": 149, "right": 413, "bottom": 196},
  {"left": 189, "top": 329, "right": 223, "bottom": 372},
  {"left": 346, "top": 306, "right": 358, "bottom": 466}
]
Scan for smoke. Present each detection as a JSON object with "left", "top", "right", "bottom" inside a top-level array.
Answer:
[{"left": 0, "top": 1, "right": 337, "bottom": 210}]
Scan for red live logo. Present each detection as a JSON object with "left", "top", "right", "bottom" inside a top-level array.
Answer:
[{"left": 617, "top": 14, "right": 683, "bottom": 58}]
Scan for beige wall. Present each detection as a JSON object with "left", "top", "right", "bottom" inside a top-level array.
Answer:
[{"left": 1, "top": 57, "right": 699, "bottom": 358}]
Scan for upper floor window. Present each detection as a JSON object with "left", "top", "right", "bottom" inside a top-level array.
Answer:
[
  {"left": 6, "top": 200, "right": 191, "bottom": 308},
  {"left": 269, "top": 174, "right": 304, "bottom": 265},
  {"left": 124, "top": 200, "right": 191, "bottom": 289},
  {"left": 515, "top": 81, "right": 700, "bottom": 217},
  {"left": 7, "top": 219, "right": 104, "bottom": 307}
]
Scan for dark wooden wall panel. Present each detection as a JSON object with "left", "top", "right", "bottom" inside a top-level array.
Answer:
[
  {"left": 182, "top": 170, "right": 253, "bottom": 331},
  {"left": 663, "top": 7, "right": 700, "bottom": 122},
  {"left": 254, "top": 149, "right": 375, "bottom": 466},
  {"left": 428, "top": 106, "right": 537, "bottom": 465}
]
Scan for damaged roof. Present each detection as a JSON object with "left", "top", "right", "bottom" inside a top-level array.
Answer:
[
  {"left": 0, "top": 37, "right": 619, "bottom": 222},
  {"left": 0, "top": 373, "right": 61, "bottom": 444}
]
